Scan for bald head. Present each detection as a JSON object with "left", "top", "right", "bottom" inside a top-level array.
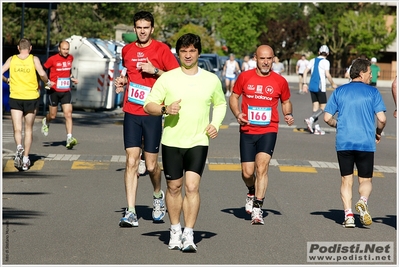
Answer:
[
  {"left": 58, "top": 40, "right": 70, "bottom": 57},
  {"left": 255, "top": 45, "right": 274, "bottom": 76}
]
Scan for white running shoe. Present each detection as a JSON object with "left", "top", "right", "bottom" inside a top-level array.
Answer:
[
  {"left": 314, "top": 129, "right": 325, "bottom": 135},
  {"left": 304, "top": 118, "right": 314, "bottom": 133},
  {"left": 22, "top": 159, "right": 31, "bottom": 171},
  {"left": 342, "top": 216, "right": 355, "bottom": 228},
  {"left": 138, "top": 159, "right": 146, "bottom": 175},
  {"left": 251, "top": 207, "right": 264, "bottom": 225},
  {"left": 355, "top": 200, "right": 372, "bottom": 226},
  {"left": 152, "top": 190, "right": 166, "bottom": 221},
  {"left": 168, "top": 228, "right": 182, "bottom": 250},
  {"left": 41, "top": 118, "right": 49, "bottom": 136},
  {"left": 245, "top": 195, "right": 255, "bottom": 214},
  {"left": 14, "top": 146, "right": 24, "bottom": 169},
  {"left": 181, "top": 231, "right": 197, "bottom": 252}
]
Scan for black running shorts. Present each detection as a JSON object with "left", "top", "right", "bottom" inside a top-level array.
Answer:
[
  {"left": 162, "top": 145, "right": 208, "bottom": 180},
  {"left": 337, "top": 150, "right": 374, "bottom": 178}
]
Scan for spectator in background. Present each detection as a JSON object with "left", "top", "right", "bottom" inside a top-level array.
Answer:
[
  {"left": 272, "top": 56, "right": 284, "bottom": 75},
  {"left": 241, "top": 55, "right": 250, "bottom": 72},
  {"left": 296, "top": 54, "right": 309, "bottom": 94},
  {"left": 222, "top": 53, "right": 240, "bottom": 97},
  {"left": 248, "top": 53, "right": 257, "bottom": 70},
  {"left": 369, "top": 57, "right": 380, "bottom": 87}
]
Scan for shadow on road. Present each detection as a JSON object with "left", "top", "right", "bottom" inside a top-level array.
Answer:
[
  {"left": 142, "top": 229, "right": 217, "bottom": 246},
  {"left": 221, "top": 207, "right": 282, "bottom": 221}
]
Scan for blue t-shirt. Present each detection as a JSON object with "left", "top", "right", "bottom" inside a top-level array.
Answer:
[{"left": 324, "top": 81, "right": 386, "bottom": 152}]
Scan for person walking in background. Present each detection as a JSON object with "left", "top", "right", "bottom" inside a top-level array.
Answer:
[
  {"left": 2, "top": 38, "right": 50, "bottom": 171},
  {"left": 272, "top": 56, "right": 284, "bottom": 75},
  {"left": 222, "top": 53, "right": 240, "bottom": 97},
  {"left": 392, "top": 76, "right": 397, "bottom": 118},
  {"left": 324, "top": 58, "right": 386, "bottom": 228},
  {"left": 229, "top": 45, "right": 294, "bottom": 225},
  {"left": 114, "top": 11, "right": 180, "bottom": 227},
  {"left": 144, "top": 33, "right": 226, "bottom": 252},
  {"left": 302, "top": 45, "right": 338, "bottom": 135},
  {"left": 42, "top": 40, "right": 79, "bottom": 149},
  {"left": 296, "top": 54, "right": 309, "bottom": 94},
  {"left": 369, "top": 57, "right": 380, "bottom": 87},
  {"left": 241, "top": 55, "right": 250, "bottom": 72},
  {"left": 248, "top": 53, "right": 257, "bottom": 70}
]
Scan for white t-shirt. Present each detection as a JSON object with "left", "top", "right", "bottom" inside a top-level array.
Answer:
[
  {"left": 248, "top": 59, "right": 256, "bottom": 70},
  {"left": 296, "top": 59, "right": 309, "bottom": 74}
]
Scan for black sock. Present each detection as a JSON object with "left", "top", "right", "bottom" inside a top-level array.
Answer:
[
  {"left": 247, "top": 185, "right": 255, "bottom": 196},
  {"left": 253, "top": 198, "right": 264, "bottom": 209}
]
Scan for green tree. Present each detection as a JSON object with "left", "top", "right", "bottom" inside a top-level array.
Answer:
[
  {"left": 339, "top": 9, "right": 396, "bottom": 59},
  {"left": 217, "top": 3, "right": 272, "bottom": 56},
  {"left": 167, "top": 23, "right": 215, "bottom": 53},
  {"left": 258, "top": 3, "right": 310, "bottom": 74},
  {"left": 305, "top": 2, "right": 396, "bottom": 75}
]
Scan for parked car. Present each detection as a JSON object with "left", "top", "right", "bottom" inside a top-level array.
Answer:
[
  {"left": 200, "top": 53, "right": 226, "bottom": 93},
  {"left": 198, "top": 58, "right": 214, "bottom": 72}
]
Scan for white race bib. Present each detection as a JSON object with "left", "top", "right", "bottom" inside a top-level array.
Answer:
[
  {"left": 56, "top": 78, "right": 71, "bottom": 90},
  {"left": 127, "top": 82, "right": 151, "bottom": 106},
  {"left": 248, "top": 105, "right": 272, "bottom": 125}
]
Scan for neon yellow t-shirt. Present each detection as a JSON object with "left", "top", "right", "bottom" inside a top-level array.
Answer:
[
  {"left": 145, "top": 67, "right": 227, "bottom": 148},
  {"left": 9, "top": 54, "right": 40, "bottom": 100}
]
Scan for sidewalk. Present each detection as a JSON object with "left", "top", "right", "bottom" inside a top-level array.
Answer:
[{"left": 282, "top": 74, "right": 394, "bottom": 88}]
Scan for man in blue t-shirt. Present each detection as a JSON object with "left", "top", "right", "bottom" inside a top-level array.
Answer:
[{"left": 324, "top": 58, "right": 386, "bottom": 229}]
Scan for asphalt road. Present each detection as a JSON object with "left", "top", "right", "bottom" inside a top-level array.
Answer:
[{"left": 2, "top": 77, "right": 397, "bottom": 265}]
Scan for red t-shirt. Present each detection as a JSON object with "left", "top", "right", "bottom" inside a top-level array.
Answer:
[
  {"left": 232, "top": 69, "right": 291, "bottom": 134},
  {"left": 121, "top": 39, "right": 179, "bottom": 115},
  {"left": 44, "top": 53, "right": 74, "bottom": 92}
]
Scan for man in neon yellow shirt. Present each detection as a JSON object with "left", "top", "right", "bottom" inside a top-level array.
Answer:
[
  {"left": 2, "top": 38, "right": 50, "bottom": 171},
  {"left": 144, "top": 33, "right": 226, "bottom": 252}
]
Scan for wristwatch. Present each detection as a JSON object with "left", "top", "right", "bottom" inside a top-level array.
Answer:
[
  {"left": 161, "top": 105, "right": 168, "bottom": 115},
  {"left": 154, "top": 68, "right": 159, "bottom": 75}
]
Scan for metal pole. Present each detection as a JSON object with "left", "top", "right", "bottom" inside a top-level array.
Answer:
[
  {"left": 21, "top": 3, "right": 25, "bottom": 38},
  {"left": 42, "top": 3, "right": 52, "bottom": 115}
]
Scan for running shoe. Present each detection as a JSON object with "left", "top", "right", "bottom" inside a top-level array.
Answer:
[
  {"left": 314, "top": 129, "right": 325, "bottom": 135},
  {"left": 342, "top": 216, "right": 355, "bottom": 228},
  {"left": 119, "top": 209, "right": 139, "bottom": 227},
  {"left": 245, "top": 194, "right": 255, "bottom": 214},
  {"left": 14, "top": 147, "right": 24, "bottom": 169},
  {"left": 168, "top": 228, "right": 182, "bottom": 250},
  {"left": 304, "top": 118, "right": 314, "bottom": 133},
  {"left": 138, "top": 159, "right": 146, "bottom": 175},
  {"left": 152, "top": 190, "right": 166, "bottom": 221},
  {"left": 251, "top": 207, "right": 264, "bottom": 225},
  {"left": 41, "top": 117, "right": 49, "bottom": 136},
  {"left": 22, "top": 159, "right": 31, "bottom": 171},
  {"left": 66, "top": 137, "right": 77, "bottom": 149},
  {"left": 355, "top": 200, "right": 372, "bottom": 226},
  {"left": 181, "top": 231, "right": 197, "bottom": 252}
]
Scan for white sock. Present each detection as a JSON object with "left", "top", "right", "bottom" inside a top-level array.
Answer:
[
  {"left": 183, "top": 227, "right": 193, "bottom": 235},
  {"left": 67, "top": 134, "right": 72, "bottom": 139},
  {"left": 23, "top": 156, "right": 29, "bottom": 163},
  {"left": 171, "top": 223, "right": 181, "bottom": 232}
]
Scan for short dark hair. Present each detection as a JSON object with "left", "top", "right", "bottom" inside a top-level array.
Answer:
[
  {"left": 350, "top": 58, "right": 371, "bottom": 80},
  {"left": 176, "top": 33, "right": 202, "bottom": 54},
  {"left": 133, "top": 11, "right": 154, "bottom": 27},
  {"left": 18, "top": 38, "right": 31, "bottom": 50}
]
